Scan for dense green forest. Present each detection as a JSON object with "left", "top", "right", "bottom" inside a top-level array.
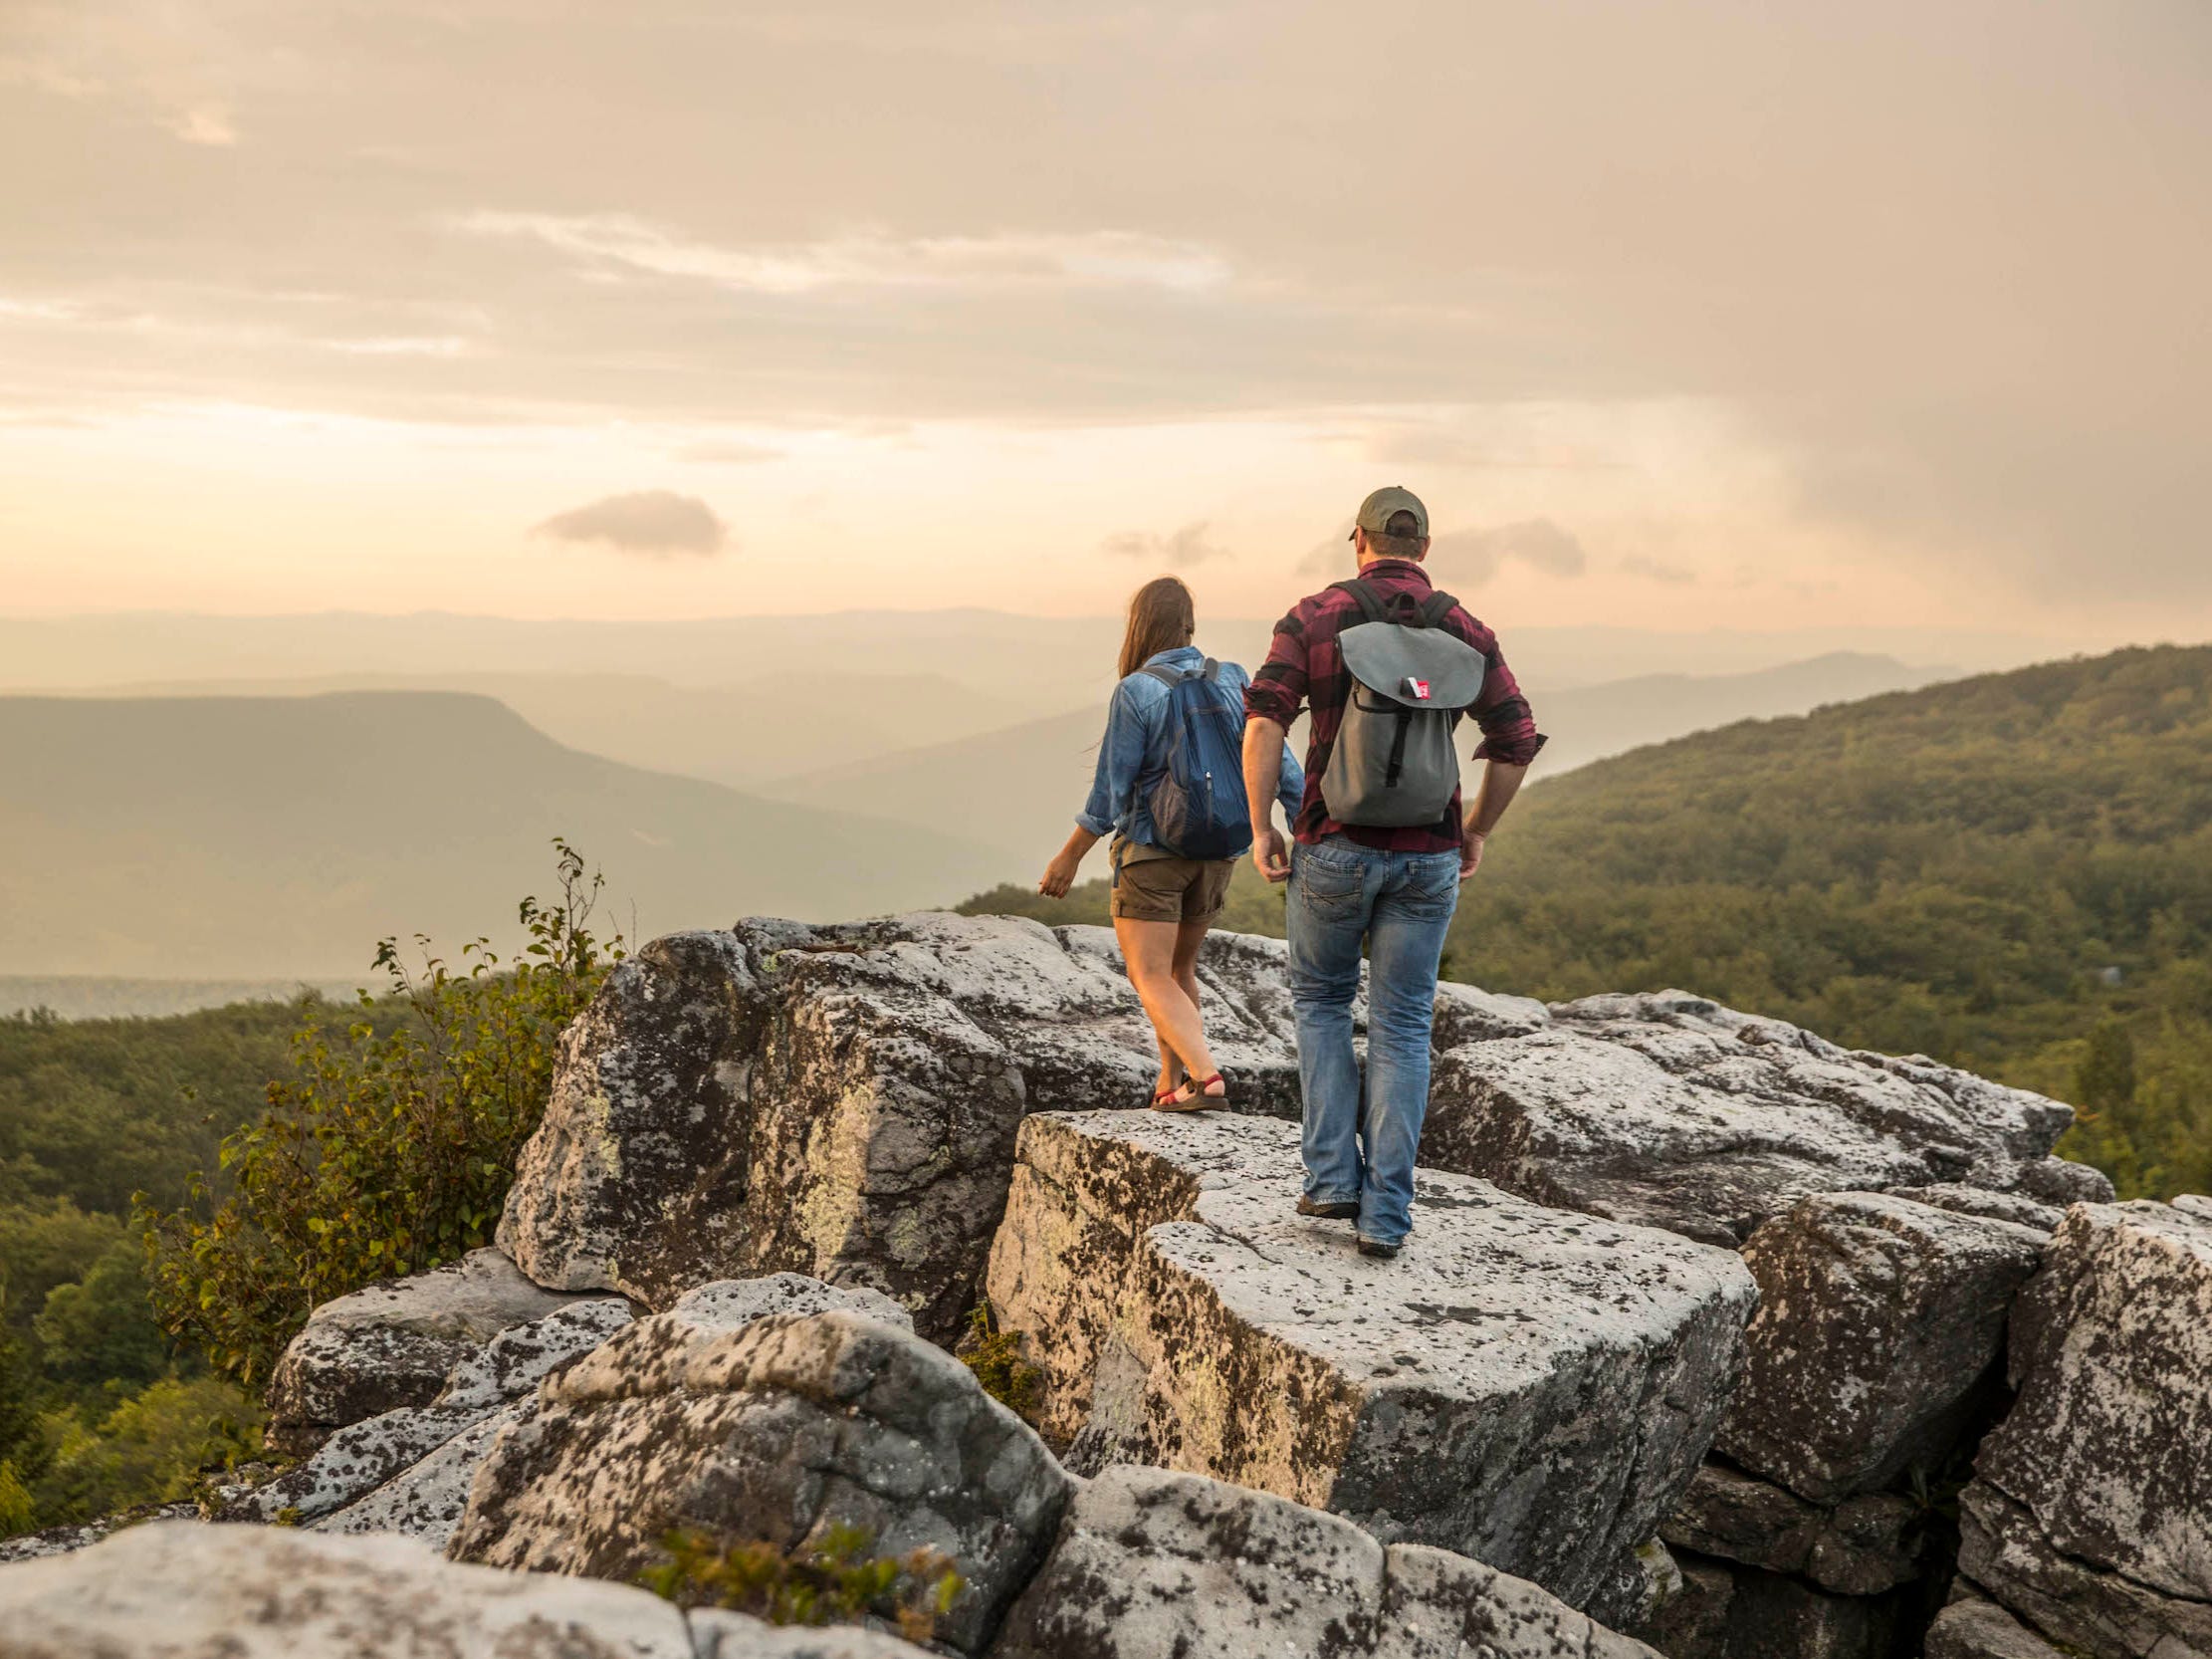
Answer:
[
  {"left": 0, "top": 998, "right": 318, "bottom": 1534},
  {"left": 965, "top": 644, "right": 2212, "bottom": 1201},
  {"left": 0, "top": 848, "right": 616, "bottom": 1540}
]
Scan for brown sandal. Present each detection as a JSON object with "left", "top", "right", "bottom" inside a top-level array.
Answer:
[{"left": 1160, "top": 1072, "right": 1227, "bottom": 1112}]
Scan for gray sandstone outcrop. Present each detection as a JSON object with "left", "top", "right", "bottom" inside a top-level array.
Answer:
[
  {"left": 985, "top": 1106, "right": 1756, "bottom": 1617},
  {"left": 1425, "top": 989, "right": 2101, "bottom": 1248},
  {"left": 0, "top": 1521, "right": 698, "bottom": 1658},
  {"left": 228, "top": 1291, "right": 634, "bottom": 1535},
  {"left": 1922, "top": 1590, "right": 2074, "bottom": 1659},
  {"left": 992, "top": 1463, "right": 1662, "bottom": 1659},
  {"left": 449, "top": 1308, "right": 1070, "bottom": 1655},
  {"left": 1659, "top": 1463, "right": 1921, "bottom": 1596},
  {"left": 497, "top": 916, "right": 1310, "bottom": 1334},
  {"left": 1636, "top": 1549, "right": 1908, "bottom": 1659},
  {"left": 1955, "top": 1197, "right": 2212, "bottom": 1658},
  {"left": 263, "top": 1245, "right": 620, "bottom": 1456},
  {"left": 1715, "top": 1190, "right": 2050, "bottom": 1503}
]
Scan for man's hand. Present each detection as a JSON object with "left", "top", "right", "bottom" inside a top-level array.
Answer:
[
  {"left": 1459, "top": 828, "right": 1486, "bottom": 883},
  {"left": 1038, "top": 848, "right": 1082, "bottom": 899},
  {"left": 1252, "top": 827, "right": 1291, "bottom": 884}
]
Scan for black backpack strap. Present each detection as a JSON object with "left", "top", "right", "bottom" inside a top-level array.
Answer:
[
  {"left": 1329, "top": 579, "right": 1390, "bottom": 625},
  {"left": 1416, "top": 590, "right": 1459, "bottom": 629}
]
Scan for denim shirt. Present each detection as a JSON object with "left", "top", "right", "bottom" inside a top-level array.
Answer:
[{"left": 1075, "top": 645, "right": 1306, "bottom": 849}]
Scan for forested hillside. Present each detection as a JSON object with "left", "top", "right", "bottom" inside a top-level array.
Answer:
[
  {"left": 965, "top": 644, "right": 2212, "bottom": 1199},
  {"left": 0, "top": 997, "right": 360, "bottom": 1533}
]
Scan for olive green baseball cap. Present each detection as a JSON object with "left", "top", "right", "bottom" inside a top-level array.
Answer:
[{"left": 1350, "top": 484, "right": 1429, "bottom": 540}]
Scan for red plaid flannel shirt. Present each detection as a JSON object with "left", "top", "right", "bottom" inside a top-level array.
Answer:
[{"left": 1243, "top": 560, "right": 1546, "bottom": 852}]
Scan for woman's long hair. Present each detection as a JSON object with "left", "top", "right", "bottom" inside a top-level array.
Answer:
[{"left": 1117, "top": 576, "right": 1197, "bottom": 680}]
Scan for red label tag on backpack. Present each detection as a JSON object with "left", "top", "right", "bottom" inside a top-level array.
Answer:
[{"left": 1403, "top": 676, "right": 1433, "bottom": 701}]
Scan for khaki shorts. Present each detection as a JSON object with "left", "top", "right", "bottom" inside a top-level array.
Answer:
[{"left": 1110, "top": 844, "right": 1235, "bottom": 923}]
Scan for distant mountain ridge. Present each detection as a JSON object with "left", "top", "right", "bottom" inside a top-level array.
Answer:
[{"left": 0, "top": 691, "right": 1005, "bottom": 977}]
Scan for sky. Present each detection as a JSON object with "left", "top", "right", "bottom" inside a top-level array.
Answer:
[{"left": 2, "top": 0, "right": 2208, "bottom": 641}]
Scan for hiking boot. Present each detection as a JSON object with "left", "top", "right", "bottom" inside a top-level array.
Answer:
[
  {"left": 1357, "top": 1236, "right": 1403, "bottom": 1260},
  {"left": 1296, "top": 1195, "right": 1360, "bottom": 1221}
]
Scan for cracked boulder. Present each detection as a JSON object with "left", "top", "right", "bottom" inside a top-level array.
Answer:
[
  {"left": 448, "top": 1308, "right": 1071, "bottom": 1655},
  {"left": 263, "top": 1246, "right": 617, "bottom": 1456},
  {"left": 1423, "top": 989, "right": 2103, "bottom": 1247},
  {"left": 230, "top": 1293, "right": 634, "bottom": 1537},
  {"left": 1714, "top": 1190, "right": 2050, "bottom": 1503},
  {"left": 1923, "top": 1590, "right": 2073, "bottom": 1659},
  {"left": 0, "top": 1521, "right": 696, "bottom": 1658},
  {"left": 992, "top": 1463, "right": 1662, "bottom": 1659},
  {"left": 1659, "top": 1463, "right": 1922, "bottom": 1597},
  {"left": 983, "top": 1107, "right": 1755, "bottom": 1617},
  {"left": 1630, "top": 1549, "right": 1907, "bottom": 1659},
  {"left": 497, "top": 915, "right": 1305, "bottom": 1335},
  {"left": 1956, "top": 1198, "right": 2212, "bottom": 1657}
]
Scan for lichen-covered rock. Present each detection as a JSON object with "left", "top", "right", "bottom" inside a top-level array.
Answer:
[
  {"left": 230, "top": 1294, "right": 633, "bottom": 1529},
  {"left": 497, "top": 916, "right": 1307, "bottom": 1334},
  {"left": 688, "top": 1610, "right": 937, "bottom": 1657},
  {"left": 263, "top": 1246, "right": 615, "bottom": 1455},
  {"left": 1923, "top": 1590, "right": 2073, "bottom": 1659},
  {"left": 0, "top": 1520, "right": 694, "bottom": 1657},
  {"left": 1973, "top": 1200, "right": 2212, "bottom": 1603},
  {"left": 985, "top": 1108, "right": 1754, "bottom": 1617},
  {"left": 449, "top": 1309, "right": 1071, "bottom": 1655},
  {"left": 1714, "top": 1191, "right": 2049, "bottom": 1503},
  {"left": 554, "top": 1273, "right": 914, "bottom": 1401},
  {"left": 990, "top": 1464, "right": 1661, "bottom": 1659},
  {"left": 313, "top": 1400, "right": 533, "bottom": 1547},
  {"left": 1425, "top": 989, "right": 2098, "bottom": 1247},
  {"left": 1659, "top": 1463, "right": 1921, "bottom": 1596},
  {"left": 0, "top": 1503, "right": 197, "bottom": 1565},
  {"left": 1955, "top": 1481, "right": 2212, "bottom": 1659}
]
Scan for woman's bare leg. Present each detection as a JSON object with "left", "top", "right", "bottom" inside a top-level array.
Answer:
[{"left": 1115, "top": 914, "right": 1217, "bottom": 1087}]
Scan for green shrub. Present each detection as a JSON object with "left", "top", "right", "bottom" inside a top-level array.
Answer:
[
  {"left": 136, "top": 841, "right": 622, "bottom": 1388},
  {"left": 639, "top": 1522, "right": 963, "bottom": 1643},
  {"left": 957, "top": 1303, "right": 1043, "bottom": 1421}
]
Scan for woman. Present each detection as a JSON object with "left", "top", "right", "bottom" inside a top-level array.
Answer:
[{"left": 1039, "top": 576, "right": 1304, "bottom": 1110}]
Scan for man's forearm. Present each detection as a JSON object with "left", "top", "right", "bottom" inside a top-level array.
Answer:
[
  {"left": 1242, "top": 719, "right": 1287, "bottom": 833},
  {"left": 1464, "top": 761, "right": 1528, "bottom": 838}
]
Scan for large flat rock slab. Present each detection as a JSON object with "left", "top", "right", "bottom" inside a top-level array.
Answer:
[
  {"left": 449, "top": 1308, "right": 1071, "bottom": 1655},
  {"left": 0, "top": 1521, "right": 695, "bottom": 1658},
  {"left": 1424, "top": 989, "right": 2102, "bottom": 1247},
  {"left": 984, "top": 1108, "right": 1756, "bottom": 1617},
  {"left": 497, "top": 915, "right": 1305, "bottom": 1334},
  {"left": 992, "top": 1464, "right": 1662, "bottom": 1659}
]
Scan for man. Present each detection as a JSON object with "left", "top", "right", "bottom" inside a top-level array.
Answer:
[{"left": 1241, "top": 486, "right": 1544, "bottom": 1258}]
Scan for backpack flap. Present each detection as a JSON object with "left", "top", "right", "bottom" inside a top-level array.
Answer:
[{"left": 1336, "top": 621, "right": 1489, "bottom": 709}]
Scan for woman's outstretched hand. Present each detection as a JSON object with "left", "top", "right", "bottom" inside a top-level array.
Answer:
[{"left": 1038, "top": 848, "right": 1082, "bottom": 898}]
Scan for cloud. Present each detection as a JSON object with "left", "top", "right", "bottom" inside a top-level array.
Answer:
[
  {"left": 460, "top": 213, "right": 1231, "bottom": 297},
  {"left": 1429, "top": 518, "right": 1589, "bottom": 584},
  {"left": 531, "top": 489, "right": 728, "bottom": 557},
  {"left": 1619, "top": 554, "right": 1694, "bottom": 585},
  {"left": 171, "top": 105, "right": 236, "bottom": 145},
  {"left": 1101, "top": 521, "right": 1230, "bottom": 569},
  {"left": 1296, "top": 519, "right": 1357, "bottom": 576},
  {"left": 675, "top": 439, "right": 784, "bottom": 465}
]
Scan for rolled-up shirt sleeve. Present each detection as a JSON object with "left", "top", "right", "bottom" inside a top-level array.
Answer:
[
  {"left": 1243, "top": 610, "right": 1308, "bottom": 731},
  {"left": 1467, "top": 649, "right": 1547, "bottom": 767},
  {"left": 1075, "top": 679, "right": 1150, "bottom": 836}
]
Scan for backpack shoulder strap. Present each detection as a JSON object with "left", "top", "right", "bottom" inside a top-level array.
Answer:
[
  {"left": 1138, "top": 663, "right": 1186, "bottom": 688},
  {"left": 1329, "top": 579, "right": 1390, "bottom": 625},
  {"left": 1417, "top": 589, "right": 1460, "bottom": 629},
  {"left": 1202, "top": 657, "right": 1220, "bottom": 680}
]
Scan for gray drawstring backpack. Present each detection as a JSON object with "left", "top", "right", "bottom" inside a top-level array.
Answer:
[{"left": 1318, "top": 579, "right": 1490, "bottom": 828}]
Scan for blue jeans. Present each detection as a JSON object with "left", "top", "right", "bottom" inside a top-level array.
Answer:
[{"left": 1285, "top": 835, "right": 1461, "bottom": 1247}]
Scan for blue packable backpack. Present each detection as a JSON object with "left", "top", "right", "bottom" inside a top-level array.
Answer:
[{"left": 1139, "top": 658, "right": 1253, "bottom": 860}]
